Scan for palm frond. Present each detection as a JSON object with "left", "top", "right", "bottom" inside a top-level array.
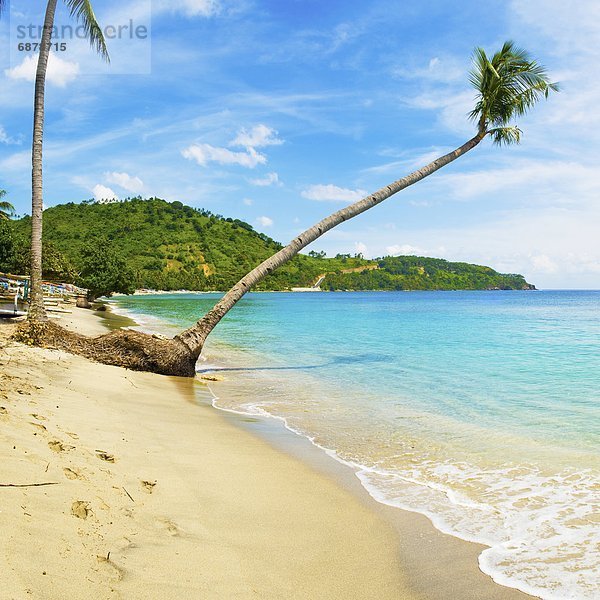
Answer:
[
  {"left": 488, "top": 126, "right": 522, "bottom": 146},
  {"left": 65, "top": 0, "right": 110, "bottom": 62},
  {"left": 469, "top": 40, "right": 558, "bottom": 143},
  {"left": 0, "top": 200, "right": 15, "bottom": 220}
]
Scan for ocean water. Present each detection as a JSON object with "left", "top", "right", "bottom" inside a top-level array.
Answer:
[{"left": 110, "top": 290, "right": 599, "bottom": 600}]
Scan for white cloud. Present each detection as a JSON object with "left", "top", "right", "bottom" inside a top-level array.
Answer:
[
  {"left": 92, "top": 184, "right": 118, "bottom": 203},
  {"left": 5, "top": 53, "right": 80, "bottom": 87},
  {"left": 301, "top": 184, "right": 367, "bottom": 203},
  {"left": 182, "top": 143, "right": 266, "bottom": 168},
  {"left": 392, "top": 55, "right": 464, "bottom": 83},
  {"left": 437, "top": 160, "right": 597, "bottom": 207},
  {"left": 354, "top": 242, "right": 370, "bottom": 258},
  {"left": 407, "top": 90, "right": 475, "bottom": 136},
  {"left": 256, "top": 216, "right": 273, "bottom": 227},
  {"left": 510, "top": 0, "right": 600, "bottom": 57},
  {"left": 230, "top": 124, "right": 283, "bottom": 149},
  {"left": 529, "top": 254, "right": 558, "bottom": 274},
  {"left": 154, "top": 0, "right": 220, "bottom": 17},
  {"left": 105, "top": 171, "right": 144, "bottom": 194},
  {"left": 0, "top": 150, "right": 29, "bottom": 172},
  {"left": 0, "top": 125, "right": 20, "bottom": 145},
  {"left": 181, "top": 124, "right": 281, "bottom": 172},
  {"left": 249, "top": 172, "right": 281, "bottom": 187},
  {"left": 243, "top": 198, "right": 253, "bottom": 206},
  {"left": 385, "top": 244, "right": 427, "bottom": 256},
  {"left": 364, "top": 146, "right": 451, "bottom": 176}
]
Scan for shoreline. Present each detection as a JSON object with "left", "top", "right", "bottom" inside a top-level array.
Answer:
[
  {"left": 121, "top": 288, "right": 538, "bottom": 296},
  {"left": 208, "top": 382, "right": 536, "bottom": 600},
  {"left": 1, "top": 307, "right": 534, "bottom": 599},
  {"left": 105, "top": 303, "right": 536, "bottom": 599}
]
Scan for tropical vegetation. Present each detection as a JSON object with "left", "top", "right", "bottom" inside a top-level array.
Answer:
[
  {"left": 76, "top": 235, "right": 136, "bottom": 300},
  {"left": 5, "top": 197, "right": 533, "bottom": 293}
]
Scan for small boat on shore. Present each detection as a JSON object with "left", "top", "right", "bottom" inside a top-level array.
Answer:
[{"left": 0, "top": 308, "right": 27, "bottom": 319}]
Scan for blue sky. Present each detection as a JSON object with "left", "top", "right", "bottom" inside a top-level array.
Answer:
[{"left": 1, "top": 0, "right": 598, "bottom": 288}]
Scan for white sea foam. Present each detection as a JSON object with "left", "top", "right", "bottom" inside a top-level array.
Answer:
[
  {"left": 206, "top": 385, "right": 599, "bottom": 600},
  {"left": 357, "top": 466, "right": 599, "bottom": 600}
]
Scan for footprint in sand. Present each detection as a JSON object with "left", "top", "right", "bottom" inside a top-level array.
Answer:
[
  {"left": 71, "top": 500, "right": 92, "bottom": 520},
  {"left": 95, "top": 450, "right": 116, "bottom": 463},
  {"left": 157, "top": 517, "right": 182, "bottom": 537},
  {"left": 30, "top": 413, "right": 47, "bottom": 421},
  {"left": 0, "top": 406, "right": 8, "bottom": 416},
  {"left": 140, "top": 480, "right": 157, "bottom": 494},
  {"left": 30, "top": 422, "right": 48, "bottom": 433},
  {"left": 117, "top": 537, "right": 137, "bottom": 551},
  {"left": 63, "top": 467, "right": 85, "bottom": 481},
  {"left": 96, "top": 554, "right": 124, "bottom": 582},
  {"left": 49, "top": 440, "right": 75, "bottom": 453}
]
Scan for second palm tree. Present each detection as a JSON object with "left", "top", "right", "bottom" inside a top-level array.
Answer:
[{"left": 28, "top": 0, "right": 109, "bottom": 322}]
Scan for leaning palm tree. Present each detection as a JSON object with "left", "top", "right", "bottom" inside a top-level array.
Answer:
[
  {"left": 27, "top": 0, "right": 109, "bottom": 322},
  {"left": 0, "top": 190, "right": 15, "bottom": 220},
  {"left": 35, "top": 41, "right": 557, "bottom": 376},
  {"left": 172, "top": 42, "right": 558, "bottom": 361}
]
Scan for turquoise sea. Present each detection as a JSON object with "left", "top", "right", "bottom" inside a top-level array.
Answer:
[{"left": 110, "top": 290, "right": 599, "bottom": 600}]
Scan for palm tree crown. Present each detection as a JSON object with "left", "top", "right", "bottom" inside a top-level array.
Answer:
[
  {"left": 65, "top": 0, "right": 109, "bottom": 61},
  {"left": 469, "top": 41, "right": 559, "bottom": 145}
]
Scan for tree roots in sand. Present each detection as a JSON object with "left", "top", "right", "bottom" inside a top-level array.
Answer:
[{"left": 13, "top": 321, "right": 198, "bottom": 377}]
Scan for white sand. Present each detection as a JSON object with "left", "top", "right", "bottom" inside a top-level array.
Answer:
[{"left": 0, "top": 311, "right": 414, "bottom": 599}]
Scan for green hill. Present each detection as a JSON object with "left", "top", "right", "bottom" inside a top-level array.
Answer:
[{"left": 5, "top": 197, "right": 535, "bottom": 292}]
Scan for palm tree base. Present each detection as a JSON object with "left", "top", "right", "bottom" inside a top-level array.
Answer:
[
  {"left": 13, "top": 321, "right": 198, "bottom": 377},
  {"left": 27, "top": 301, "right": 49, "bottom": 324}
]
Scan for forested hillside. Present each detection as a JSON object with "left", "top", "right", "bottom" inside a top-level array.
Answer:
[
  {"left": 323, "top": 256, "right": 535, "bottom": 291},
  {"left": 4, "top": 198, "right": 534, "bottom": 292}
]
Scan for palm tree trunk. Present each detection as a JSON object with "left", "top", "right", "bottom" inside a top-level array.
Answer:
[
  {"left": 175, "top": 131, "right": 486, "bottom": 358},
  {"left": 28, "top": 0, "right": 58, "bottom": 322}
]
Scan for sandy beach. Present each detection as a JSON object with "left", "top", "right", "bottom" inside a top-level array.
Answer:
[{"left": 0, "top": 308, "right": 534, "bottom": 599}]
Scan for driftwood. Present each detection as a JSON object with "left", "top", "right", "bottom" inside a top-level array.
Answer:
[{"left": 0, "top": 482, "right": 59, "bottom": 488}]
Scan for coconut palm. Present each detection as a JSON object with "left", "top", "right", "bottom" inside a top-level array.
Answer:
[
  {"left": 0, "top": 190, "right": 15, "bottom": 220},
  {"left": 27, "top": 0, "right": 109, "bottom": 322},
  {"left": 172, "top": 42, "right": 558, "bottom": 365},
  {"left": 39, "top": 41, "right": 558, "bottom": 376}
]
